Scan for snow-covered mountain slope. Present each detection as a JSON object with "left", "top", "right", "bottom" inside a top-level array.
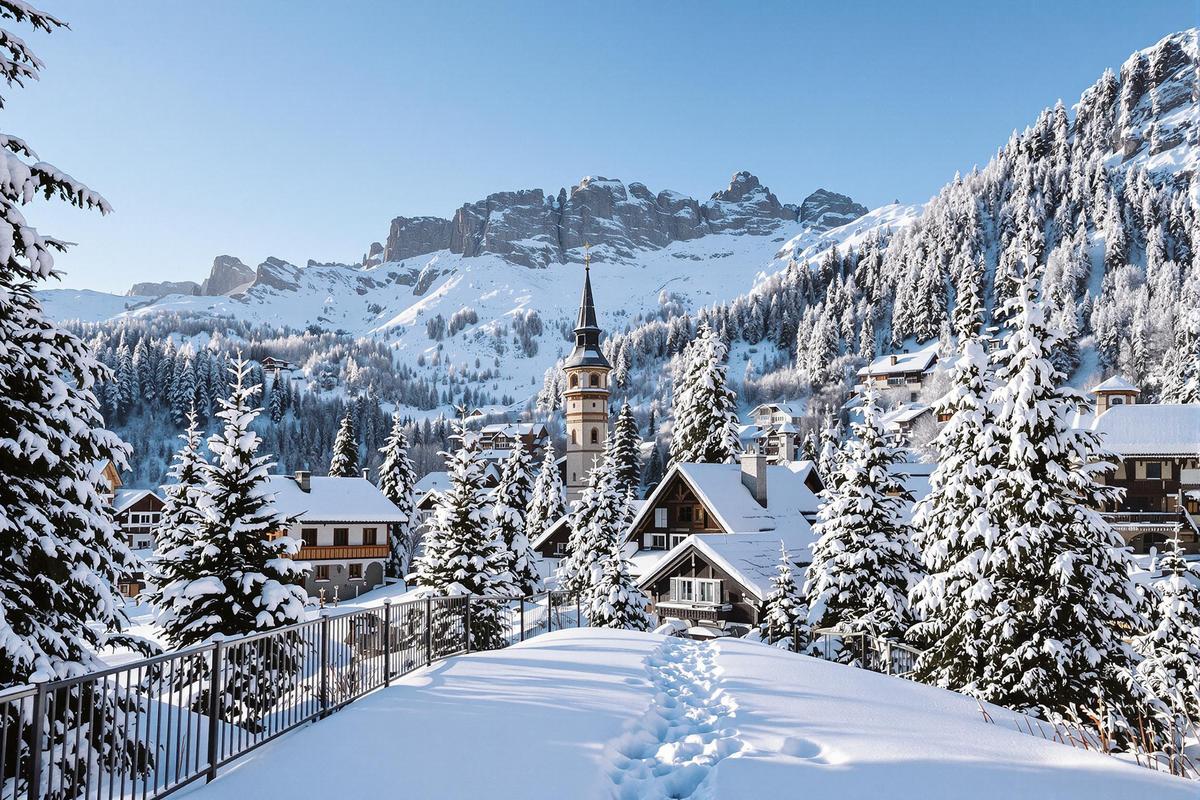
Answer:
[{"left": 186, "top": 629, "right": 1191, "bottom": 800}]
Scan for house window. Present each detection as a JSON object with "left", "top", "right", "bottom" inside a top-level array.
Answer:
[
  {"left": 553, "top": 541, "right": 567, "bottom": 556},
  {"left": 670, "top": 578, "right": 721, "bottom": 604},
  {"left": 1146, "top": 462, "right": 1162, "bottom": 480},
  {"left": 1111, "top": 396, "right": 1125, "bottom": 405},
  {"left": 333, "top": 528, "right": 349, "bottom": 546},
  {"left": 301, "top": 528, "right": 318, "bottom": 547},
  {"left": 678, "top": 506, "right": 693, "bottom": 524},
  {"left": 669, "top": 534, "right": 687, "bottom": 548},
  {"left": 650, "top": 533, "right": 667, "bottom": 550},
  {"left": 362, "top": 527, "right": 378, "bottom": 545},
  {"left": 888, "top": 376, "right": 903, "bottom": 386},
  {"left": 348, "top": 564, "right": 363, "bottom": 580},
  {"left": 694, "top": 507, "right": 706, "bottom": 527},
  {"left": 654, "top": 508, "right": 668, "bottom": 528},
  {"left": 315, "top": 565, "right": 331, "bottom": 582}
]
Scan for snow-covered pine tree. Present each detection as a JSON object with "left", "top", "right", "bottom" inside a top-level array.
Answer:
[
  {"left": 1135, "top": 535, "right": 1200, "bottom": 760},
  {"left": 526, "top": 444, "right": 566, "bottom": 544},
  {"left": 144, "top": 407, "right": 208, "bottom": 608},
  {"left": 907, "top": 337, "right": 1002, "bottom": 689},
  {"left": 609, "top": 400, "right": 642, "bottom": 496},
  {"left": 412, "top": 420, "right": 516, "bottom": 649},
  {"left": 328, "top": 409, "right": 359, "bottom": 477},
  {"left": 806, "top": 385, "right": 921, "bottom": 644},
  {"left": 156, "top": 358, "right": 310, "bottom": 729},
  {"left": 977, "top": 268, "right": 1152, "bottom": 741},
  {"left": 558, "top": 452, "right": 625, "bottom": 602},
  {"left": 0, "top": 3, "right": 152, "bottom": 791},
  {"left": 588, "top": 537, "right": 653, "bottom": 631},
  {"left": 669, "top": 322, "right": 740, "bottom": 466},
  {"left": 377, "top": 412, "right": 418, "bottom": 580},
  {"left": 491, "top": 440, "right": 542, "bottom": 596},
  {"left": 816, "top": 412, "right": 843, "bottom": 489},
  {"left": 759, "top": 542, "right": 810, "bottom": 649}
]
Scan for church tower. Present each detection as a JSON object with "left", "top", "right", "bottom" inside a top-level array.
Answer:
[{"left": 563, "top": 246, "right": 611, "bottom": 506}]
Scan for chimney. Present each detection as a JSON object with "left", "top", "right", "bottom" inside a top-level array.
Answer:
[
  {"left": 889, "top": 354, "right": 898, "bottom": 365},
  {"left": 361, "top": 468, "right": 370, "bottom": 482},
  {"left": 740, "top": 446, "right": 768, "bottom": 508},
  {"left": 295, "top": 470, "right": 311, "bottom": 493}
]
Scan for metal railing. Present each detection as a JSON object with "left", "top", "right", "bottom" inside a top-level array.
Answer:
[
  {"left": 802, "top": 627, "right": 923, "bottom": 679},
  {"left": 0, "top": 590, "right": 581, "bottom": 800}
]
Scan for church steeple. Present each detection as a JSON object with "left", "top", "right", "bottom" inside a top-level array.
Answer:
[
  {"left": 562, "top": 243, "right": 612, "bottom": 505},
  {"left": 565, "top": 243, "right": 611, "bottom": 369}
]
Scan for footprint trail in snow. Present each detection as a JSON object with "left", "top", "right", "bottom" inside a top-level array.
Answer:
[{"left": 604, "top": 638, "right": 744, "bottom": 799}]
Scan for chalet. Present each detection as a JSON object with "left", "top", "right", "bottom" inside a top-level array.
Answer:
[
  {"left": 94, "top": 459, "right": 123, "bottom": 502},
  {"left": 855, "top": 343, "right": 939, "bottom": 401},
  {"left": 476, "top": 421, "right": 550, "bottom": 468},
  {"left": 261, "top": 357, "right": 297, "bottom": 380},
  {"left": 1085, "top": 378, "right": 1200, "bottom": 553},
  {"left": 880, "top": 403, "right": 936, "bottom": 441},
  {"left": 269, "top": 471, "right": 407, "bottom": 601},
  {"left": 112, "top": 489, "right": 165, "bottom": 551},
  {"left": 738, "top": 402, "right": 804, "bottom": 464}
]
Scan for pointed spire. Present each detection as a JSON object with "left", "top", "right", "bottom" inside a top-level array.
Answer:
[
  {"left": 564, "top": 242, "right": 610, "bottom": 370},
  {"left": 576, "top": 242, "right": 599, "bottom": 331}
]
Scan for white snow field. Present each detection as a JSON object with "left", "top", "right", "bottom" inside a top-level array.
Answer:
[{"left": 183, "top": 629, "right": 1191, "bottom": 800}]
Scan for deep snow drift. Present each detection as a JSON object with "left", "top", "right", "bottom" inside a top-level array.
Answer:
[{"left": 183, "top": 629, "right": 1191, "bottom": 800}]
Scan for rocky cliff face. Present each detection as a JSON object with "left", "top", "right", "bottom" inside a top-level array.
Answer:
[
  {"left": 200, "top": 255, "right": 256, "bottom": 296},
  {"left": 127, "top": 280, "right": 201, "bottom": 298},
  {"left": 372, "top": 171, "right": 868, "bottom": 268}
]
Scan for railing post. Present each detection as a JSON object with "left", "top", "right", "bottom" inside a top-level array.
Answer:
[
  {"left": 547, "top": 594, "right": 553, "bottom": 634},
  {"left": 319, "top": 614, "right": 330, "bottom": 716},
  {"left": 27, "top": 677, "right": 47, "bottom": 800},
  {"left": 382, "top": 601, "right": 392, "bottom": 686},
  {"left": 464, "top": 596, "right": 472, "bottom": 654},
  {"left": 206, "top": 641, "right": 223, "bottom": 782},
  {"left": 519, "top": 599, "right": 526, "bottom": 642},
  {"left": 575, "top": 594, "right": 581, "bottom": 628},
  {"left": 424, "top": 596, "right": 433, "bottom": 667}
]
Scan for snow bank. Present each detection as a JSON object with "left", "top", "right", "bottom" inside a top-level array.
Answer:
[{"left": 184, "top": 630, "right": 1192, "bottom": 800}]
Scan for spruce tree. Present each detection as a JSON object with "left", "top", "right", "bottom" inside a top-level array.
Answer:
[
  {"left": 145, "top": 407, "right": 208, "bottom": 608},
  {"left": 588, "top": 537, "right": 653, "bottom": 631},
  {"left": 0, "top": 3, "right": 150, "bottom": 791},
  {"left": 377, "top": 412, "right": 418, "bottom": 580},
  {"left": 558, "top": 452, "right": 624, "bottom": 600},
  {"left": 816, "top": 413, "right": 842, "bottom": 489},
  {"left": 806, "top": 386, "right": 921, "bottom": 643},
  {"left": 1135, "top": 535, "right": 1200, "bottom": 760},
  {"left": 609, "top": 400, "right": 642, "bottom": 496},
  {"left": 976, "top": 269, "right": 1151, "bottom": 739},
  {"left": 412, "top": 422, "right": 516, "bottom": 649},
  {"left": 526, "top": 445, "right": 566, "bottom": 544},
  {"left": 908, "top": 338, "right": 1002, "bottom": 689},
  {"left": 759, "top": 543, "right": 810, "bottom": 649},
  {"left": 328, "top": 410, "right": 359, "bottom": 477},
  {"left": 491, "top": 440, "right": 542, "bottom": 595},
  {"left": 669, "top": 322, "right": 740, "bottom": 466},
  {"left": 155, "top": 358, "right": 310, "bottom": 729}
]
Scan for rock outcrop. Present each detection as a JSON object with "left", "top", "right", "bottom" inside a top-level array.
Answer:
[
  {"left": 128, "top": 280, "right": 201, "bottom": 298},
  {"left": 200, "top": 255, "right": 256, "bottom": 296},
  {"left": 370, "top": 171, "right": 869, "bottom": 269}
]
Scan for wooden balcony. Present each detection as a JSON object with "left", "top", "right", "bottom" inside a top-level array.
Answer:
[{"left": 293, "top": 545, "right": 389, "bottom": 561}]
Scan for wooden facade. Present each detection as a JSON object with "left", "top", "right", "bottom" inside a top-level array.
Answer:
[
  {"left": 629, "top": 473, "right": 723, "bottom": 550},
  {"left": 640, "top": 544, "right": 760, "bottom": 633}
]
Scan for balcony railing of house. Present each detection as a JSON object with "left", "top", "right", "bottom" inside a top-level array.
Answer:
[
  {"left": 801, "top": 627, "right": 923, "bottom": 679},
  {"left": 0, "top": 590, "right": 583, "bottom": 800},
  {"left": 1104, "top": 511, "right": 1195, "bottom": 530},
  {"left": 294, "top": 545, "right": 390, "bottom": 561}
]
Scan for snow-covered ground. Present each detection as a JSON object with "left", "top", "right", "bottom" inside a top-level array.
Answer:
[{"left": 181, "top": 629, "right": 1191, "bottom": 800}]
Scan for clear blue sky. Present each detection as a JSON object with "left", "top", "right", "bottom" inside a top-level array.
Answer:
[{"left": 9, "top": 0, "right": 1198, "bottom": 293}]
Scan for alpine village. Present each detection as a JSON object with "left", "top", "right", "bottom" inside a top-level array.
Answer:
[{"left": 4, "top": 3, "right": 1200, "bottom": 799}]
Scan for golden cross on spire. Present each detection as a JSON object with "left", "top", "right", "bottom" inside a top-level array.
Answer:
[{"left": 584, "top": 241, "right": 590, "bottom": 270}]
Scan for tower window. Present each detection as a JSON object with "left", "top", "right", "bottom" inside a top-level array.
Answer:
[
  {"left": 571, "top": 430, "right": 577, "bottom": 445},
  {"left": 590, "top": 428, "right": 599, "bottom": 444},
  {"left": 569, "top": 374, "right": 578, "bottom": 388},
  {"left": 589, "top": 373, "right": 599, "bottom": 387}
]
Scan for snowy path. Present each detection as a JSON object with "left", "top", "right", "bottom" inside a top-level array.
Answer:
[{"left": 603, "top": 638, "right": 744, "bottom": 799}]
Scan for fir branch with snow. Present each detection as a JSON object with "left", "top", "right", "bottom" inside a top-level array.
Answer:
[{"left": 378, "top": 412, "right": 418, "bottom": 580}]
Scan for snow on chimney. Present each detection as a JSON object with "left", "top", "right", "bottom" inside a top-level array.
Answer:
[
  {"left": 361, "top": 468, "right": 370, "bottom": 482},
  {"left": 889, "top": 354, "right": 898, "bottom": 365},
  {"left": 740, "top": 445, "right": 768, "bottom": 508},
  {"left": 295, "top": 470, "right": 311, "bottom": 493}
]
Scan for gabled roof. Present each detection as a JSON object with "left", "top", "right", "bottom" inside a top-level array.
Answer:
[
  {"left": 112, "top": 488, "right": 163, "bottom": 513},
  {"left": 1089, "top": 376, "right": 1141, "bottom": 394},
  {"left": 530, "top": 500, "right": 649, "bottom": 553},
  {"left": 1090, "top": 404, "right": 1200, "bottom": 457},
  {"left": 479, "top": 422, "right": 549, "bottom": 437},
  {"left": 267, "top": 476, "right": 407, "bottom": 523},
  {"left": 748, "top": 402, "right": 803, "bottom": 419},
  {"left": 636, "top": 529, "right": 815, "bottom": 602},
  {"left": 880, "top": 403, "right": 932, "bottom": 428},
  {"left": 626, "top": 460, "right": 821, "bottom": 542},
  {"left": 856, "top": 343, "right": 939, "bottom": 377}
]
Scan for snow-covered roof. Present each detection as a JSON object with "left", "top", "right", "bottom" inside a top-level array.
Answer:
[
  {"left": 413, "top": 471, "right": 450, "bottom": 499},
  {"left": 856, "top": 343, "right": 939, "bottom": 377},
  {"left": 112, "top": 488, "right": 162, "bottom": 513},
  {"left": 748, "top": 402, "right": 803, "bottom": 419},
  {"left": 1090, "top": 404, "right": 1200, "bottom": 457},
  {"left": 627, "top": 461, "right": 820, "bottom": 541},
  {"left": 881, "top": 403, "right": 932, "bottom": 429},
  {"left": 267, "top": 476, "right": 407, "bottom": 523},
  {"left": 530, "top": 512, "right": 572, "bottom": 551},
  {"left": 1089, "top": 376, "right": 1141, "bottom": 394},
  {"left": 637, "top": 529, "right": 815, "bottom": 601},
  {"left": 479, "top": 422, "right": 548, "bottom": 437}
]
